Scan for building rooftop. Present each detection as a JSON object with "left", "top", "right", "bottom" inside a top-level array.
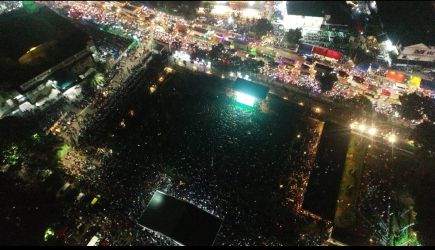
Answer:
[
  {"left": 138, "top": 191, "right": 223, "bottom": 246},
  {"left": 233, "top": 78, "right": 269, "bottom": 100},
  {"left": 0, "top": 6, "right": 89, "bottom": 91}
]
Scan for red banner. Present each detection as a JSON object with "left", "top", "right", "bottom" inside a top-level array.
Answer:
[
  {"left": 381, "top": 89, "right": 391, "bottom": 96},
  {"left": 325, "top": 49, "right": 342, "bottom": 60},
  {"left": 313, "top": 46, "right": 342, "bottom": 60},
  {"left": 313, "top": 46, "right": 328, "bottom": 56}
]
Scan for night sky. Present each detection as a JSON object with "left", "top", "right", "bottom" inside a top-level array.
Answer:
[{"left": 376, "top": 1, "right": 435, "bottom": 46}]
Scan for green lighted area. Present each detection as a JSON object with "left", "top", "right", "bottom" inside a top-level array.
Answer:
[
  {"left": 32, "top": 133, "right": 41, "bottom": 143},
  {"left": 334, "top": 134, "right": 368, "bottom": 228},
  {"left": 56, "top": 144, "right": 71, "bottom": 160},
  {"left": 43, "top": 227, "right": 55, "bottom": 242},
  {"left": 22, "top": 1, "right": 39, "bottom": 13},
  {"left": 4, "top": 144, "right": 21, "bottom": 166},
  {"left": 394, "top": 231, "right": 420, "bottom": 246}
]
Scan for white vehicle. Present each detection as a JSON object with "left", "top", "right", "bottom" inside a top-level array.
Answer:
[
  {"left": 216, "top": 20, "right": 223, "bottom": 27},
  {"left": 87, "top": 235, "right": 101, "bottom": 246},
  {"left": 76, "top": 192, "right": 85, "bottom": 201}
]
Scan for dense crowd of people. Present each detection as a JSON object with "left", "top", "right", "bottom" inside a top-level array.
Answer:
[
  {"left": 358, "top": 148, "right": 393, "bottom": 244},
  {"left": 4, "top": 1, "right": 423, "bottom": 247},
  {"left": 62, "top": 68, "right": 333, "bottom": 246},
  {"left": 41, "top": 1, "right": 154, "bottom": 41},
  {"left": 0, "top": 1, "right": 22, "bottom": 15}
]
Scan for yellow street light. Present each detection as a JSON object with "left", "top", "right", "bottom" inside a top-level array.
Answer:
[
  {"left": 120, "top": 119, "right": 126, "bottom": 128},
  {"left": 164, "top": 67, "right": 173, "bottom": 73},
  {"left": 358, "top": 124, "right": 367, "bottom": 133},
  {"left": 314, "top": 107, "right": 321, "bottom": 113},
  {"left": 350, "top": 122, "right": 358, "bottom": 129},
  {"left": 368, "top": 127, "right": 377, "bottom": 136},
  {"left": 387, "top": 134, "right": 397, "bottom": 144},
  {"left": 149, "top": 85, "right": 157, "bottom": 94}
]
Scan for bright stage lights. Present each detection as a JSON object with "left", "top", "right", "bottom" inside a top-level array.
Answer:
[
  {"left": 387, "top": 134, "right": 397, "bottom": 144},
  {"left": 235, "top": 91, "right": 256, "bottom": 107},
  {"left": 358, "top": 124, "right": 367, "bottom": 132},
  {"left": 368, "top": 127, "right": 377, "bottom": 136}
]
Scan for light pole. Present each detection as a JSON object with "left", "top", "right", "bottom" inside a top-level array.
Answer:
[{"left": 387, "top": 133, "right": 397, "bottom": 156}]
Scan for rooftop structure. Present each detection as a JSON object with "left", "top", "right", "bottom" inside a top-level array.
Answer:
[
  {"left": 274, "top": 1, "right": 325, "bottom": 35},
  {"left": 138, "top": 191, "right": 223, "bottom": 246},
  {"left": 396, "top": 43, "right": 435, "bottom": 66},
  {"left": 232, "top": 78, "right": 269, "bottom": 100},
  {"left": 232, "top": 78, "right": 270, "bottom": 107},
  {"left": 0, "top": 6, "right": 91, "bottom": 92},
  {"left": 209, "top": 1, "right": 264, "bottom": 19}
]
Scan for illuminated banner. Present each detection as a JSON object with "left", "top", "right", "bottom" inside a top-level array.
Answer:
[
  {"left": 313, "top": 46, "right": 328, "bottom": 56},
  {"left": 408, "top": 75, "right": 422, "bottom": 88},
  {"left": 385, "top": 70, "right": 406, "bottom": 83},
  {"left": 325, "top": 49, "right": 342, "bottom": 60},
  {"left": 381, "top": 88, "right": 391, "bottom": 96},
  {"left": 297, "top": 43, "right": 313, "bottom": 55},
  {"left": 313, "top": 46, "right": 342, "bottom": 60}
]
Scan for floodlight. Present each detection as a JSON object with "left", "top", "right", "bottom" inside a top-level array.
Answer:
[
  {"left": 235, "top": 91, "right": 256, "bottom": 107},
  {"left": 368, "top": 127, "right": 377, "bottom": 136},
  {"left": 387, "top": 134, "right": 397, "bottom": 143}
]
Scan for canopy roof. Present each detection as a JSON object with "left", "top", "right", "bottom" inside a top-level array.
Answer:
[
  {"left": 233, "top": 78, "right": 269, "bottom": 99},
  {"left": 138, "top": 191, "right": 222, "bottom": 246}
]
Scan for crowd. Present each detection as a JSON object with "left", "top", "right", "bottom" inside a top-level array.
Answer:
[
  {"left": 64, "top": 69, "right": 332, "bottom": 246},
  {"left": 12, "top": 1, "right": 414, "bottom": 247},
  {"left": 358, "top": 148, "right": 393, "bottom": 245},
  {"left": 41, "top": 1, "right": 153, "bottom": 41},
  {"left": 0, "top": 1, "right": 22, "bottom": 15}
]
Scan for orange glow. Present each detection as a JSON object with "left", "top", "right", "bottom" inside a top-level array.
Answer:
[{"left": 386, "top": 70, "right": 406, "bottom": 83}]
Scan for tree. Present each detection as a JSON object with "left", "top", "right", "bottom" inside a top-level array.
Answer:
[
  {"left": 0, "top": 116, "right": 67, "bottom": 245},
  {"left": 0, "top": 115, "right": 64, "bottom": 187},
  {"left": 285, "top": 28, "right": 302, "bottom": 46},
  {"left": 347, "top": 95, "right": 373, "bottom": 115},
  {"left": 252, "top": 18, "right": 273, "bottom": 38},
  {"left": 399, "top": 93, "right": 426, "bottom": 121},
  {"left": 409, "top": 121, "right": 435, "bottom": 246},
  {"left": 176, "top": 1, "right": 201, "bottom": 20},
  {"left": 191, "top": 47, "right": 208, "bottom": 62},
  {"left": 81, "top": 79, "right": 95, "bottom": 98},
  {"left": 349, "top": 95, "right": 372, "bottom": 109},
  {"left": 202, "top": 1, "right": 213, "bottom": 15},
  {"left": 422, "top": 97, "right": 435, "bottom": 122},
  {"left": 411, "top": 121, "right": 435, "bottom": 159},
  {"left": 208, "top": 43, "right": 225, "bottom": 63},
  {"left": 0, "top": 116, "right": 34, "bottom": 148},
  {"left": 230, "top": 56, "right": 243, "bottom": 71},
  {"left": 91, "top": 72, "right": 105, "bottom": 87},
  {"left": 352, "top": 47, "right": 376, "bottom": 65},
  {"left": 82, "top": 71, "right": 104, "bottom": 98},
  {"left": 316, "top": 72, "right": 337, "bottom": 92}
]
